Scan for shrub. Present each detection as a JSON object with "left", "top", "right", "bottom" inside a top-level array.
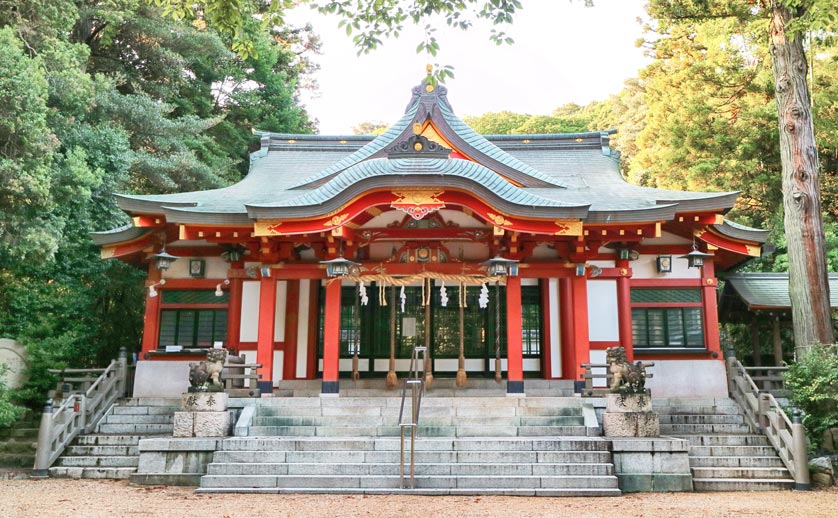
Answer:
[{"left": 784, "top": 344, "right": 838, "bottom": 449}]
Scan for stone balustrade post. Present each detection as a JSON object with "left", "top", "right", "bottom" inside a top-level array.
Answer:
[
  {"left": 32, "top": 399, "right": 54, "bottom": 477},
  {"left": 757, "top": 392, "right": 770, "bottom": 430},
  {"left": 117, "top": 347, "right": 128, "bottom": 397},
  {"left": 792, "top": 410, "right": 811, "bottom": 490}
]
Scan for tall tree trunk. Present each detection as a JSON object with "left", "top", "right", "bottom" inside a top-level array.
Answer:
[{"left": 769, "top": 1, "right": 834, "bottom": 357}]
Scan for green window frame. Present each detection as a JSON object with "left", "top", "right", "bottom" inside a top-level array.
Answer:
[
  {"left": 521, "top": 286, "right": 542, "bottom": 357},
  {"left": 630, "top": 288, "right": 704, "bottom": 349},
  {"left": 157, "top": 289, "right": 229, "bottom": 349}
]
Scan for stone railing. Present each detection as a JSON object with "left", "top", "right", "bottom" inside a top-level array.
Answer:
[
  {"left": 727, "top": 356, "right": 810, "bottom": 490},
  {"left": 32, "top": 348, "right": 129, "bottom": 476},
  {"left": 579, "top": 362, "right": 654, "bottom": 397},
  {"left": 222, "top": 361, "right": 262, "bottom": 398},
  {"left": 743, "top": 365, "right": 789, "bottom": 397}
]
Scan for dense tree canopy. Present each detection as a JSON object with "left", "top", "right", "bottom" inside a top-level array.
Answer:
[{"left": 0, "top": 0, "right": 316, "bottom": 413}]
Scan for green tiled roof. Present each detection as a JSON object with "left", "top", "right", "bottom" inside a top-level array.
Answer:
[
  {"left": 725, "top": 272, "right": 838, "bottom": 310},
  {"left": 104, "top": 79, "right": 767, "bottom": 235}
]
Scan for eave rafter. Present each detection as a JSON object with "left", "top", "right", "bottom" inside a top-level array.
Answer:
[
  {"left": 696, "top": 228, "right": 761, "bottom": 257},
  {"left": 178, "top": 225, "right": 254, "bottom": 243}
]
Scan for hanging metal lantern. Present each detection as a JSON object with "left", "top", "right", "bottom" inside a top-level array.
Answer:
[
  {"left": 482, "top": 256, "right": 519, "bottom": 277},
  {"left": 149, "top": 247, "right": 178, "bottom": 271},
  {"left": 320, "top": 256, "right": 361, "bottom": 277},
  {"left": 679, "top": 247, "right": 713, "bottom": 269}
]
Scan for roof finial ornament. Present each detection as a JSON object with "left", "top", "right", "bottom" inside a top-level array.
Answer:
[{"left": 425, "top": 63, "right": 434, "bottom": 93}]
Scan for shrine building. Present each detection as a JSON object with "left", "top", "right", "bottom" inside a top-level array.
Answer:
[{"left": 93, "top": 80, "right": 767, "bottom": 398}]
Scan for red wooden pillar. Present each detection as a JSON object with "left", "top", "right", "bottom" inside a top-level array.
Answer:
[
  {"left": 321, "top": 280, "right": 342, "bottom": 393},
  {"left": 283, "top": 280, "right": 300, "bottom": 380},
  {"left": 702, "top": 259, "right": 722, "bottom": 358},
  {"left": 616, "top": 259, "right": 634, "bottom": 362},
  {"left": 141, "top": 267, "right": 162, "bottom": 357},
  {"left": 226, "top": 277, "right": 243, "bottom": 353},
  {"left": 571, "top": 275, "right": 590, "bottom": 390},
  {"left": 256, "top": 275, "right": 277, "bottom": 392},
  {"left": 559, "top": 277, "right": 575, "bottom": 381},
  {"left": 506, "top": 276, "right": 524, "bottom": 393}
]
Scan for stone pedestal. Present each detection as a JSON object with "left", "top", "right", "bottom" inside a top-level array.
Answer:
[
  {"left": 603, "top": 393, "right": 660, "bottom": 438},
  {"left": 610, "top": 437, "right": 693, "bottom": 492},
  {"left": 173, "top": 392, "right": 231, "bottom": 437}
]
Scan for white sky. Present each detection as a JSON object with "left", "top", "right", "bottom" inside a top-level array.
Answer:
[{"left": 286, "top": 0, "right": 651, "bottom": 134}]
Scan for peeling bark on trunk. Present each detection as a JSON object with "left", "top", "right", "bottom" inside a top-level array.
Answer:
[{"left": 769, "top": 1, "right": 834, "bottom": 356}]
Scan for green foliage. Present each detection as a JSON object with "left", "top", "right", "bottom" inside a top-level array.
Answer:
[
  {"left": 463, "top": 103, "right": 601, "bottom": 135},
  {"left": 0, "top": 0, "right": 315, "bottom": 410},
  {"left": 0, "top": 379, "right": 26, "bottom": 428},
  {"left": 784, "top": 344, "right": 838, "bottom": 448}
]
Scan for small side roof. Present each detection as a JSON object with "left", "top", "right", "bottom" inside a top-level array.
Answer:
[{"left": 723, "top": 272, "right": 838, "bottom": 311}]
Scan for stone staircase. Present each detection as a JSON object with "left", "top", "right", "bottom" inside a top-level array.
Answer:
[
  {"left": 197, "top": 436, "right": 620, "bottom": 495},
  {"left": 49, "top": 398, "right": 180, "bottom": 479},
  {"left": 655, "top": 397, "right": 794, "bottom": 491},
  {"left": 0, "top": 413, "right": 39, "bottom": 469},
  {"left": 197, "top": 394, "right": 619, "bottom": 495},
  {"left": 273, "top": 379, "right": 575, "bottom": 398},
  {"left": 247, "top": 396, "right": 588, "bottom": 438}
]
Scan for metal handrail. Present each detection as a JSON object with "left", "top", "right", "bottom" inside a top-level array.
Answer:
[
  {"left": 727, "top": 356, "right": 809, "bottom": 490},
  {"left": 33, "top": 348, "right": 130, "bottom": 476},
  {"left": 398, "top": 346, "right": 426, "bottom": 489}
]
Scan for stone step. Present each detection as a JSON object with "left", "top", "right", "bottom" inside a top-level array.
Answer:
[
  {"left": 0, "top": 453, "right": 36, "bottom": 467},
  {"left": 102, "top": 415, "right": 174, "bottom": 425},
  {"left": 246, "top": 424, "right": 587, "bottom": 438},
  {"left": 200, "top": 474, "right": 619, "bottom": 490},
  {"left": 48, "top": 466, "right": 136, "bottom": 479},
  {"left": 691, "top": 467, "right": 791, "bottom": 480},
  {"left": 657, "top": 414, "right": 745, "bottom": 425},
  {"left": 97, "top": 423, "right": 173, "bottom": 434},
  {"left": 56, "top": 455, "right": 139, "bottom": 468},
  {"left": 654, "top": 406, "right": 743, "bottom": 416},
  {"left": 250, "top": 415, "right": 583, "bottom": 427},
  {"left": 672, "top": 434, "right": 771, "bottom": 447},
  {"left": 692, "top": 478, "right": 795, "bottom": 491},
  {"left": 112, "top": 406, "right": 179, "bottom": 415},
  {"left": 207, "top": 462, "right": 615, "bottom": 477},
  {"left": 196, "top": 487, "right": 621, "bottom": 496},
  {"left": 75, "top": 435, "right": 143, "bottom": 446},
  {"left": 65, "top": 445, "right": 139, "bottom": 457},
  {"left": 689, "top": 456, "right": 786, "bottom": 468},
  {"left": 659, "top": 424, "right": 752, "bottom": 434},
  {"left": 218, "top": 437, "right": 611, "bottom": 452},
  {"left": 119, "top": 398, "right": 181, "bottom": 407},
  {"left": 688, "top": 445, "right": 779, "bottom": 457},
  {"left": 212, "top": 449, "right": 612, "bottom": 465}
]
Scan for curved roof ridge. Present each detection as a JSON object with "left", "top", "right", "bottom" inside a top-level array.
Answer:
[
  {"left": 250, "top": 158, "right": 582, "bottom": 211},
  {"left": 287, "top": 97, "right": 422, "bottom": 189}
]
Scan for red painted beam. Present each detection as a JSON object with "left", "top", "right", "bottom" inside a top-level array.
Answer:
[
  {"left": 571, "top": 275, "right": 590, "bottom": 382},
  {"left": 616, "top": 258, "right": 634, "bottom": 362}
]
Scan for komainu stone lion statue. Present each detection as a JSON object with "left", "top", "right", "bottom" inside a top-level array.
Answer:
[
  {"left": 606, "top": 346, "right": 647, "bottom": 394},
  {"left": 189, "top": 348, "right": 228, "bottom": 392}
]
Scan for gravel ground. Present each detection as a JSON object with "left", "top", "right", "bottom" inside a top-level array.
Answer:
[{"left": 1, "top": 479, "right": 836, "bottom": 518}]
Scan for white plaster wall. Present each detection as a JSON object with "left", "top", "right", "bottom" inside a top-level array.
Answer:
[
  {"left": 160, "top": 255, "right": 227, "bottom": 280},
  {"left": 273, "top": 350, "right": 284, "bottom": 383},
  {"left": 587, "top": 280, "right": 619, "bottom": 341},
  {"left": 590, "top": 349, "right": 607, "bottom": 388},
  {"left": 654, "top": 231, "right": 693, "bottom": 245},
  {"left": 296, "top": 280, "right": 311, "bottom": 379},
  {"left": 133, "top": 361, "right": 190, "bottom": 397},
  {"left": 589, "top": 260, "right": 615, "bottom": 268},
  {"left": 239, "top": 281, "right": 260, "bottom": 343},
  {"left": 632, "top": 253, "right": 701, "bottom": 279},
  {"left": 548, "top": 278, "right": 562, "bottom": 378},
  {"left": 274, "top": 281, "right": 287, "bottom": 343},
  {"left": 645, "top": 360, "right": 728, "bottom": 397},
  {"left": 531, "top": 243, "right": 560, "bottom": 260}
]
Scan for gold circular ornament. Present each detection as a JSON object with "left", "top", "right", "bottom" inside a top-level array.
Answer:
[
  {"left": 414, "top": 142, "right": 423, "bottom": 151},
  {"left": 425, "top": 84, "right": 434, "bottom": 93}
]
